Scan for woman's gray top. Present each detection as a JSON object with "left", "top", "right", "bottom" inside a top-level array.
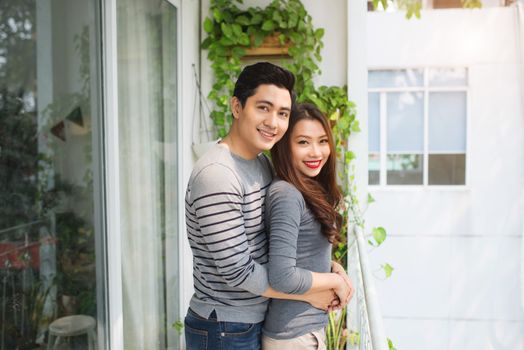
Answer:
[{"left": 263, "top": 179, "right": 332, "bottom": 339}]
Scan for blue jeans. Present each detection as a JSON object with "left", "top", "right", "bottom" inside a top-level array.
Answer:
[{"left": 184, "top": 308, "right": 262, "bottom": 350}]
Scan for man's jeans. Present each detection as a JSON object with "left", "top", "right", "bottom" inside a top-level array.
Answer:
[{"left": 184, "top": 308, "right": 262, "bottom": 350}]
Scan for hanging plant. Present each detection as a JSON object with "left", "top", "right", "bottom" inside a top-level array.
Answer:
[{"left": 202, "top": 0, "right": 324, "bottom": 137}]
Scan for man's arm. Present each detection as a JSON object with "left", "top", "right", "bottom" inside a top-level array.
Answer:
[{"left": 262, "top": 286, "right": 339, "bottom": 311}]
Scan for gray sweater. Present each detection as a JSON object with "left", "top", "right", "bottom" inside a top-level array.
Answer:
[
  {"left": 263, "top": 180, "right": 332, "bottom": 339},
  {"left": 185, "top": 143, "right": 272, "bottom": 323}
]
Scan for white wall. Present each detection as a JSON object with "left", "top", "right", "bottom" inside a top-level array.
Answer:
[
  {"left": 367, "top": 7, "right": 524, "bottom": 350},
  {"left": 302, "top": 0, "right": 347, "bottom": 87}
]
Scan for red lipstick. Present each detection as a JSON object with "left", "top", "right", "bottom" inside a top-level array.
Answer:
[{"left": 304, "top": 160, "right": 322, "bottom": 169}]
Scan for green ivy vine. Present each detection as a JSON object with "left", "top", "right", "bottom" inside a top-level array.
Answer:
[{"left": 202, "top": 0, "right": 324, "bottom": 138}]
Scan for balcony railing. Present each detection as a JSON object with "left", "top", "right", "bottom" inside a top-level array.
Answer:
[
  {"left": 348, "top": 223, "right": 388, "bottom": 350},
  {"left": 344, "top": 187, "right": 389, "bottom": 350}
]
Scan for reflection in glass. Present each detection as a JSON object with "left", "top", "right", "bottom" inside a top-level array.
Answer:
[
  {"left": 1, "top": 0, "right": 101, "bottom": 348},
  {"left": 428, "top": 67, "right": 467, "bottom": 87},
  {"left": 369, "top": 153, "right": 380, "bottom": 185},
  {"left": 387, "top": 154, "right": 423, "bottom": 185},
  {"left": 387, "top": 92, "right": 424, "bottom": 153},
  {"left": 369, "top": 69, "right": 424, "bottom": 88},
  {"left": 429, "top": 92, "right": 466, "bottom": 153},
  {"left": 429, "top": 154, "right": 465, "bottom": 185}
]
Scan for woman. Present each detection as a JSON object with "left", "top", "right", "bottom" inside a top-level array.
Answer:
[{"left": 262, "top": 103, "right": 354, "bottom": 349}]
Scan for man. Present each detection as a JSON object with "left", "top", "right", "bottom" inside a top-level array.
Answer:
[{"left": 184, "top": 62, "right": 335, "bottom": 350}]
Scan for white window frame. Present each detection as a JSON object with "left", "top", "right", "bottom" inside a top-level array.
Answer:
[
  {"left": 368, "top": 66, "right": 470, "bottom": 191},
  {"left": 102, "top": 0, "right": 184, "bottom": 349}
]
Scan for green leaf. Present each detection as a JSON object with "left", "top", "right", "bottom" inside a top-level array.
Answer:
[
  {"left": 272, "top": 11, "right": 282, "bottom": 23},
  {"left": 349, "top": 331, "right": 360, "bottom": 346},
  {"left": 201, "top": 37, "right": 213, "bottom": 49},
  {"left": 251, "top": 13, "right": 263, "bottom": 24},
  {"left": 289, "top": 32, "right": 301, "bottom": 43},
  {"left": 219, "top": 36, "right": 234, "bottom": 46},
  {"left": 329, "top": 110, "right": 340, "bottom": 121},
  {"left": 254, "top": 31, "right": 265, "bottom": 47},
  {"left": 213, "top": 9, "right": 222, "bottom": 23},
  {"left": 314, "top": 28, "right": 325, "bottom": 39},
  {"left": 172, "top": 320, "right": 184, "bottom": 335},
  {"left": 372, "top": 227, "right": 386, "bottom": 246},
  {"left": 221, "top": 23, "right": 233, "bottom": 38},
  {"left": 203, "top": 17, "right": 214, "bottom": 33},
  {"left": 235, "top": 15, "right": 250, "bottom": 25},
  {"left": 288, "top": 14, "right": 298, "bottom": 28},
  {"left": 351, "top": 119, "right": 361, "bottom": 132},
  {"left": 231, "top": 47, "right": 246, "bottom": 58},
  {"left": 383, "top": 263, "right": 394, "bottom": 278},
  {"left": 222, "top": 11, "right": 233, "bottom": 23},
  {"left": 232, "top": 24, "right": 243, "bottom": 37},
  {"left": 262, "top": 20, "right": 275, "bottom": 31},
  {"left": 367, "top": 193, "right": 375, "bottom": 204},
  {"left": 387, "top": 338, "right": 398, "bottom": 350},
  {"left": 238, "top": 34, "right": 250, "bottom": 46}
]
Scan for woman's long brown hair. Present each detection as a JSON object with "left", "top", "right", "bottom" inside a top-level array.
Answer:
[{"left": 271, "top": 103, "right": 343, "bottom": 243}]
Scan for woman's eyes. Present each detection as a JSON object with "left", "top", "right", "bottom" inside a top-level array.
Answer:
[{"left": 297, "top": 139, "right": 328, "bottom": 145}]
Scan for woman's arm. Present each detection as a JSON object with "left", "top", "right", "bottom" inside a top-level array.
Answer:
[{"left": 266, "top": 183, "right": 353, "bottom": 308}]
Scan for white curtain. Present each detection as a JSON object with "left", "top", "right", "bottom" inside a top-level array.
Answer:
[{"left": 117, "top": 0, "right": 178, "bottom": 348}]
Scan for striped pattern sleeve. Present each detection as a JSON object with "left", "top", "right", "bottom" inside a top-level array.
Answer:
[{"left": 187, "top": 163, "right": 269, "bottom": 296}]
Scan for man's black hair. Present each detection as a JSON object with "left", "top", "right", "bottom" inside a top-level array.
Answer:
[{"left": 233, "top": 62, "right": 296, "bottom": 107}]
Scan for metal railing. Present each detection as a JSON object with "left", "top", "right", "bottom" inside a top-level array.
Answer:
[{"left": 347, "top": 223, "right": 389, "bottom": 350}]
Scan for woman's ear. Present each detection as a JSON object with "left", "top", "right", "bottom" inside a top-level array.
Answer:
[{"left": 230, "top": 96, "right": 242, "bottom": 119}]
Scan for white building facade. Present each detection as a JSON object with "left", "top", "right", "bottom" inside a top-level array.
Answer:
[{"left": 366, "top": 6, "right": 524, "bottom": 350}]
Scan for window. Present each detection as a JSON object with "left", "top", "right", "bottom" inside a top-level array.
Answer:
[
  {"left": 368, "top": 68, "right": 467, "bottom": 186},
  {"left": 1, "top": 0, "right": 106, "bottom": 348}
]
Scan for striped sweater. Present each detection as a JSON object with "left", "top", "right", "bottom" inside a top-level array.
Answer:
[{"left": 185, "top": 143, "right": 272, "bottom": 323}]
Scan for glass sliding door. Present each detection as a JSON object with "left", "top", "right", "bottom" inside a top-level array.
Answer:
[
  {"left": 0, "top": 0, "right": 106, "bottom": 348},
  {"left": 116, "top": 0, "right": 180, "bottom": 348}
]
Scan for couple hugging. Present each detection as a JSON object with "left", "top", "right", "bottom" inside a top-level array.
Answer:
[{"left": 184, "top": 62, "right": 354, "bottom": 350}]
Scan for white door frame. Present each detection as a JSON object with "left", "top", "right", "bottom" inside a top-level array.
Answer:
[{"left": 101, "top": 0, "right": 198, "bottom": 348}]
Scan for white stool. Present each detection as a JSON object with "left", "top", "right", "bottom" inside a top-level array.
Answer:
[{"left": 47, "top": 315, "right": 97, "bottom": 350}]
